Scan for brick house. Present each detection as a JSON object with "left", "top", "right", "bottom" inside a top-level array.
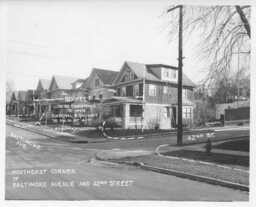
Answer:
[{"left": 102, "top": 61, "right": 196, "bottom": 129}]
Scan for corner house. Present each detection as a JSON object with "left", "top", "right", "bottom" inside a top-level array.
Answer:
[{"left": 102, "top": 61, "right": 196, "bottom": 130}]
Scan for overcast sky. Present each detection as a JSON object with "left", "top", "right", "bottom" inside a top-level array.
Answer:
[{"left": 6, "top": 0, "right": 209, "bottom": 91}]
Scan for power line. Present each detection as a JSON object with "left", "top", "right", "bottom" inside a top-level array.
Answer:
[
  {"left": 6, "top": 71, "right": 50, "bottom": 79},
  {"left": 7, "top": 49, "right": 121, "bottom": 66}
]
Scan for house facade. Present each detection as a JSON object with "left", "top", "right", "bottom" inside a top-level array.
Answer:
[
  {"left": 25, "top": 90, "right": 38, "bottom": 116},
  {"left": 36, "top": 79, "right": 51, "bottom": 99},
  {"left": 17, "top": 91, "right": 27, "bottom": 116},
  {"left": 84, "top": 68, "right": 119, "bottom": 101},
  {"left": 102, "top": 61, "right": 196, "bottom": 129},
  {"left": 8, "top": 91, "right": 19, "bottom": 115},
  {"left": 70, "top": 78, "right": 88, "bottom": 99}
]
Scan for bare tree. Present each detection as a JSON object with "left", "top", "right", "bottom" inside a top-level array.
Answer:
[{"left": 165, "top": 5, "right": 251, "bottom": 86}]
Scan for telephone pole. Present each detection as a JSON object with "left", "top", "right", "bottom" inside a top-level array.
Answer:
[{"left": 167, "top": 5, "right": 183, "bottom": 146}]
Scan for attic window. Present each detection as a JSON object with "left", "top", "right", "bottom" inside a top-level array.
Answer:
[{"left": 124, "top": 69, "right": 134, "bottom": 81}]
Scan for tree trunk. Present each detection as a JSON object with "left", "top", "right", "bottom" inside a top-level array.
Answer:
[{"left": 235, "top": 6, "right": 251, "bottom": 38}]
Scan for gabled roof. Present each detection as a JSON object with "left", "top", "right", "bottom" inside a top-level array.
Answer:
[
  {"left": 11, "top": 91, "right": 18, "bottom": 101},
  {"left": 72, "top": 78, "right": 85, "bottom": 84},
  {"left": 18, "top": 91, "right": 27, "bottom": 101},
  {"left": 79, "top": 78, "right": 89, "bottom": 89},
  {"left": 93, "top": 68, "right": 119, "bottom": 85},
  {"left": 49, "top": 75, "right": 80, "bottom": 90},
  {"left": 40, "top": 79, "right": 51, "bottom": 90},
  {"left": 114, "top": 61, "right": 196, "bottom": 87}
]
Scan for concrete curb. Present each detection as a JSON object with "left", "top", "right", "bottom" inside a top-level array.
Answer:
[
  {"left": 95, "top": 152, "right": 249, "bottom": 192},
  {"left": 101, "top": 125, "right": 215, "bottom": 141}
]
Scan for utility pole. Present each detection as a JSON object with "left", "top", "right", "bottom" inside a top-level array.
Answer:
[{"left": 167, "top": 5, "right": 183, "bottom": 146}]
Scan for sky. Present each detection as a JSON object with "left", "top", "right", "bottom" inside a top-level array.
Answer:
[{"left": 6, "top": 0, "right": 216, "bottom": 91}]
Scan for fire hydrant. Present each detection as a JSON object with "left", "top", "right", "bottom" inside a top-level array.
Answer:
[{"left": 205, "top": 138, "right": 212, "bottom": 155}]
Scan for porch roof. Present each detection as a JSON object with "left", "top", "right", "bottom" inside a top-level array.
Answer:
[{"left": 103, "top": 96, "right": 143, "bottom": 104}]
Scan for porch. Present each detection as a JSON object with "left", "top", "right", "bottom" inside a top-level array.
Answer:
[{"left": 102, "top": 97, "right": 143, "bottom": 129}]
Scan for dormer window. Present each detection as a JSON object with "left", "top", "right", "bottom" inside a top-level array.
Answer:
[
  {"left": 162, "top": 68, "right": 177, "bottom": 81},
  {"left": 163, "top": 68, "right": 169, "bottom": 78},
  {"left": 170, "top": 70, "right": 176, "bottom": 79}
]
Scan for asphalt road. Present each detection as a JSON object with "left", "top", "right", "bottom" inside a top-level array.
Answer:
[{"left": 5, "top": 125, "right": 249, "bottom": 201}]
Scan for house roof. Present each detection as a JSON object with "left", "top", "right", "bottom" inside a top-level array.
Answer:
[
  {"left": 18, "top": 91, "right": 27, "bottom": 101},
  {"left": 93, "top": 68, "right": 119, "bottom": 85},
  {"left": 79, "top": 78, "right": 89, "bottom": 90},
  {"left": 72, "top": 78, "right": 85, "bottom": 84},
  {"left": 121, "top": 61, "right": 196, "bottom": 87},
  {"left": 52, "top": 75, "right": 80, "bottom": 90},
  {"left": 39, "top": 79, "right": 51, "bottom": 90},
  {"left": 10, "top": 91, "right": 19, "bottom": 101}
]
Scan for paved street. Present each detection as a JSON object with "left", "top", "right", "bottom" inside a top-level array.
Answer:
[{"left": 5, "top": 124, "right": 249, "bottom": 200}]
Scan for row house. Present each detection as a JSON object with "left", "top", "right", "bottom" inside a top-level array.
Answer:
[
  {"left": 101, "top": 61, "right": 196, "bottom": 129},
  {"left": 82, "top": 68, "right": 119, "bottom": 101},
  {"left": 8, "top": 90, "right": 37, "bottom": 117},
  {"left": 37, "top": 75, "right": 82, "bottom": 116},
  {"left": 17, "top": 90, "right": 27, "bottom": 116},
  {"left": 36, "top": 79, "right": 51, "bottom": 99},
  {"left": 8, "top": 91, "right": 18, "bottom": 115},
  {"left": 25, "top": 89, "right": 38, "bottom": 116}
]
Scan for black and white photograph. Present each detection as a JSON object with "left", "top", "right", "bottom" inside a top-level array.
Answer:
[{"left": 1, "top": 0, "right": 255, "bottom": 205}]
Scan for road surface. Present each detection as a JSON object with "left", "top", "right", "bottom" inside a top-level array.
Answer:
[{"left": 5, "top": 125, "right": 249, "bottom": 201}]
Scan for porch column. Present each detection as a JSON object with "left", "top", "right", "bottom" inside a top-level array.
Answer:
[{"left": 123, "top": 103, "right": 130, "bottom": 129}]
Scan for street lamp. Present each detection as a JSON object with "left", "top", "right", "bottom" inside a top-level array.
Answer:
[{"left": 167, "top": 5, "right": 183, "bottom": 146}]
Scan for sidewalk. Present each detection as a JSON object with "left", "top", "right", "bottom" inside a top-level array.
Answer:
[
  {"left": 6, "top": 119, "right": 106, "bottom": 143},
  {"left": 158, "top": 139, "right": 249, "bottom": 157},
  {"left": 96, "top": 137, "right": 249, "bottom": 160}
]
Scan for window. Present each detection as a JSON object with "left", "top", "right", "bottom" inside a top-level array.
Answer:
[
  {"left": 95, "top": 79, "right": 99, "bottom": 86},
  {"left": 170, "top": 70, "right": 176, "bottom": 79},
  {"left": 183, "top": 89, "right": 188, "bottom": 99},
  {"left": 163, "top": 86, "right": 168, "bottom": 94},
  {"left": 163, "top": 68, "right": 169, "bottom": 78},
  {"left": 126, "top": 85, "right": 133, "bottom": 96},
  {"left": 124, "top": 69, "right": 135, "bottom": 82},
  {"left": 162, "top": 68, "right": 177, "bottom": 80},
  {"left": 99, "top": 91, "right": 103, "bottom": 99},
  {"left": 121, "top": 87, "right": 126, "bottom": 96},
  {"left": 130, "top": 105, "right": 143, "bottom": 117},
  {"left": 183, "top": 107, "right": 192, "bottom": 118},
  {"left": 134, "top": 84, "right": 140, "bottom": 96},
  {"left": 149, "top": 84, "right": 156, "bottom": 96},
  {"left": 163, "top": 107, "right": 171, "bottom": 118}
]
